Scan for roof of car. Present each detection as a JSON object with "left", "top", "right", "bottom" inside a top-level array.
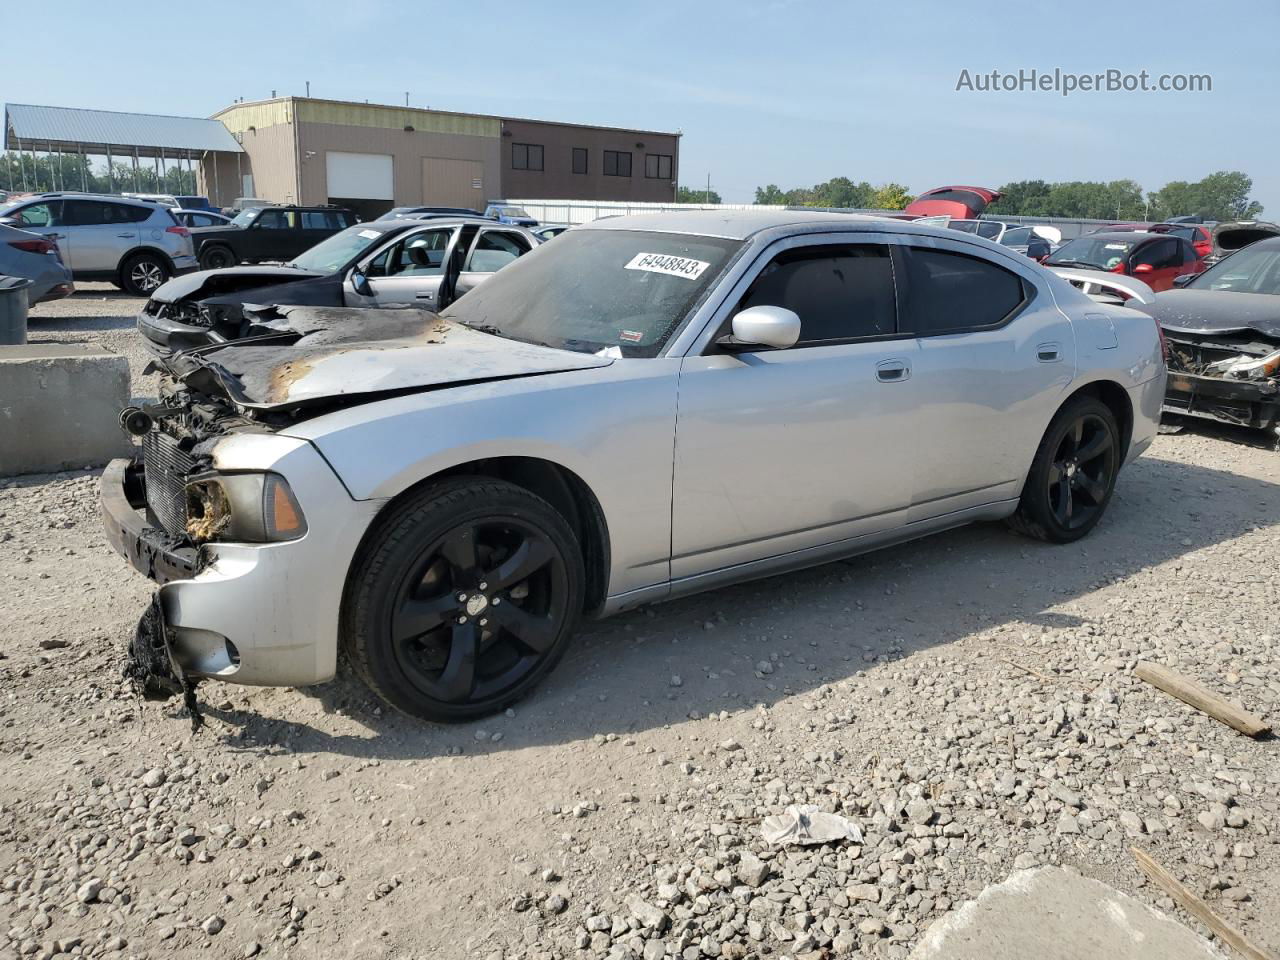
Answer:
[
  {"left": 1074, "top": 231, "right": 1159, "bottom": 244},
  {"left": 579, "top": 208, "right": 956, "bottom": 241}
]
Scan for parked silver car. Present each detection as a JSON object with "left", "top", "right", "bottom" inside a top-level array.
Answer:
[
  {"left": 102, "top": 210, "right": 1164, "bottom": 722},
  {"left": 0, "top": 222, "right": 74, "bottom": 304},
  {"left": 0, "top": 193, "right": 196, "bottom": 295}
]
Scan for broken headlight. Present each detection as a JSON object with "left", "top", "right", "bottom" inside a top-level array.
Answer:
[{"left": 184, "top": 473, "right": 308, "bottom": 544}]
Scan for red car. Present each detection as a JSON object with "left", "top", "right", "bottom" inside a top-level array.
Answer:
[
  {"left": 1149, "top": 222, "right": 1213, "bottom": 259},
  {"left": 1045, "top": 231, "right": 1204, "bottom": 292},
  {"left": 903, "top": 185, "right": 1002, "bottom": 220}
]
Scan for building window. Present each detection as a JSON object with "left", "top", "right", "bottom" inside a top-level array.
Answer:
[
  {"left": 512, "top": 143, "right": 544, "bottom": 171},
  {"left": 644, "top": 154, "right": 673, "bottom": 179},
  {"left": 603, "top": 150, "right": 632, "bottom": 177},
  {"left": 572, "top": 147, "right": 588, "bottom": 175}
]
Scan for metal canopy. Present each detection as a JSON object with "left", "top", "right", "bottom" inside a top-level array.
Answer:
[{"left": 5, "top": 103, "right": 242, "bottom": 156}]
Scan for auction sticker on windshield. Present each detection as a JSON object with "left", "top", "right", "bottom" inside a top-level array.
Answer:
[{"left": 625, "top": 252, "right": 710, "bottom": 280}]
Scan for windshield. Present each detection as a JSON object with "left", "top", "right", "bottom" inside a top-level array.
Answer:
[
  {"left": 231, "top": 208, "right": 261, "bottom": 227},
  {"left": 1046, "top": 236, "right": 1138, "bottom": 270},
  {"left": 499, "top": 207, "right": 530, "bottom": 217},
  {"left": 1189, "top": 246, "right": 1280, "bottom": 295},
  {"left": 441, "top": 229, "right": 742, "bottom": 357},
  {"left": 289, "top": 224, "right": 391, "bottom": 273}
]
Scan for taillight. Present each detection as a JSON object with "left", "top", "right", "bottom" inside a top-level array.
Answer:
[
  {"left": 1154, "top": 319, "right": 1169, "bottom": 363},
  {"left": 166, "top": 225, "right": 190, "bottom": 238},
  {"left": 8, "top": 238, "right": 57, "bottom": 255}
]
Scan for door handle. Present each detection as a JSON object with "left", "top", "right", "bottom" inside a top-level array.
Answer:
[
  {"left": 116, "top": 233, "right": 134, "bottom": 239},
  {"left": 48, "top": 233, "right": 65, "bottom": 240},
  {"left": 1037, "top": 342, "right": 1062, "bottom": 363},
  {"left": 415, "top": 292, "right": 435, "bottom": 301},
  {"left": 876, "top": 359, "right": 911, "bottom": 382}
]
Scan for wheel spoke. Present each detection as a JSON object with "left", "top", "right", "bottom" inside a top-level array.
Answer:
[
  {"left": 1069, "top": 418, "right": 1084, "bottom": 451},
  {"left": 487, "top": 536, "right": 555, "bottom": 592},
  {"left": 437, "top": 623, "right": 479, "bottom": 702},
  {"left": 1053, "top": 476, "right": 1073, "bottom": 524},
  {"left": 392, "top": 592, "right": 459, "bottom": 644},
  {"left": 1076, "top": 472, "right": 1106, "bottom": 505},
  {"left": 488, "top": 602, "right": 557, "bottom": 653},
  {"left": 440, "top": 525, "right": 479, "bottom": 587},
  {"left": 1047, "top": 461, "right": 1064, "bottom": 484},
  {"left": 1075, "top": 429, "right": 1110, "bottom": 465}
]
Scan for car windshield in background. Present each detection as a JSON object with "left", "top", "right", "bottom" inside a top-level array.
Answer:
[
  {"left": 1046, "top": 237, "right": 1138, "bottom": 270},
  {"left": 289, "top": 224, "right": 391, "bottom": 273},
  {"left": 230, "top": 208, "right": 260, "bottom": 227},
  {"left": 500, "top": 207, "right": 530, "bottom": 217},
  {"left": 441, "top": 229, "right": 742, "bottom": 357},
  {"left": 1189, "top": 246, "right": 1280, "bottom": 295},
  {"left": 1001, "top": 227, "right": 1034, "bottom": 245}
]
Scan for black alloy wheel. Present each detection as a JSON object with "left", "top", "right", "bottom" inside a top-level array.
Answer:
[
  {"left": 1009, "top": 395, "right": 1120, "bottom": 543},
  {"left": 344, "top": 478, "right": 584, "bottom": 721}
]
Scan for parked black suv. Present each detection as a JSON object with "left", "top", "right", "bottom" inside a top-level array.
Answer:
[{"left": 190, "top": 205, "right": 355, "bottom": 270}]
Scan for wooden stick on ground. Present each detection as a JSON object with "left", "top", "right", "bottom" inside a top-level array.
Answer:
[
  {"left": 1134, "top": 661, "right": 1271, "bottom": 738},
  {"left": 1131, "top": 847, "right": 1277, "bottom": 960}
]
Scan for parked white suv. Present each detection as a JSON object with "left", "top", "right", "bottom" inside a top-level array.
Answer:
[{"left": 0, "top": 193, "right": 197, "bottom": 295}]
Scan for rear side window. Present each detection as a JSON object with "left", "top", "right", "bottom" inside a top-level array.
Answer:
[
  {"left": 302, "top": 210, "right": 343, "bottom": 229},
  {"left": 898, "top": 247, "right": 1026, "bottom": 335},
  {"left": 737, "top": 244, "right": 896, "bottom": 344},
  {"left": 466, "top": 230, "right": 531, "bottom": 272}
]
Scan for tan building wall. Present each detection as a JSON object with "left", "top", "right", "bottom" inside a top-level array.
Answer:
[{"left": 499, "top": 118, "right": 679, "bottom": 203}]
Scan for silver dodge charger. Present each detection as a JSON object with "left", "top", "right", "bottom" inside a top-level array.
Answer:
[{"left": 101, "top": 210, "right": 1165, "bottom": 721}]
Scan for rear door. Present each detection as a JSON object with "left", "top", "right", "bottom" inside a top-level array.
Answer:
[
  {"left": 346, "top": 226, "right": 455, "bottom": 307},
  {"left": 1130, "top": 237, "right": 1187, "bottom": 291},
  {"left": 8, "top": 201, "right": 70, "bottom": 265},
  {"left": 299, "top": 209, "right": 342, "bottom": 255},
  {"left": 63, "top": 199, "right": 144, "bottom": 273},
  {"left": 453, "top": 227, "right": 533, "bottom": 298}
]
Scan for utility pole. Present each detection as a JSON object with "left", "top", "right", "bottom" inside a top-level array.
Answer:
[
  {"left": 405, "top": 91, "right": 410, "bottom": 107},
  {"left": 705, "top": 172, "right": 711, "bottom": 205}
]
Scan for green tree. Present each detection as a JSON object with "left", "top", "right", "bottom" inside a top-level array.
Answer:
[
  {"left": 986, "top": 180, "right": 1050, "bottom": 216},
  {"left": 1149, "top": 171, "right": 1262, "bottom": 221},
  {"left": 869, "top": 183, "right": 912, "bottom": 210},
  {"left": 754, "top": 184, "right": 786, "bottom": 205},
  {"left": 677, "top": 185, "right": 722, "bottom": 204}
]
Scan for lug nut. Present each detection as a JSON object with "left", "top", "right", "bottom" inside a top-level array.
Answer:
[
  {"left": 479, "top": 581, "right": 489, "bottom": 590},
  {"left": 457, "top": 616, "right": 467, "bottom": 624},
  {"left": 492, "top": 597, "right": 501, "bottom": 605},
  {"left": 479, "top": 618, "right": 488, "bottom": 627},
  {"left": 457, "top": 592, "right": 467, "bottom": 602}
]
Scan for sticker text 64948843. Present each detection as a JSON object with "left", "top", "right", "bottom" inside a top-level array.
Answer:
[{"left": 625, "top": 252, "right": 710, "bottom": 280}]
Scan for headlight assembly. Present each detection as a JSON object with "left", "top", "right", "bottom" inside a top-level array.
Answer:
[{"left": 184, "top": 473, "right": 308, "bottom": 544}]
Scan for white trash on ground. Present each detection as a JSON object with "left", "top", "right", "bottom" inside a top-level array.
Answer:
[{"left": 761, "top": 804, "right": 863, "bottom": 846}]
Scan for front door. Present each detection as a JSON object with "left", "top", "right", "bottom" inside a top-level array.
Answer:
[
  {"left": 247, "top": 208, "right": 300, "bottom": 261},
  {"left": 671, "top": 238, "right": 919, "bottom": 579},
  {"left": 346, "top": 226, "right": 455, "bottom": 307},
  {"left": 62, "top": 199, "right": 142, "bottom": 273},
  {"left": 9, "top": 201, "right": 71, "bottom": 267}
]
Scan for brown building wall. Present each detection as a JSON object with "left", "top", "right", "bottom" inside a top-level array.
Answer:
[
  {"left": 498, "top": 119, "right": 678, "bottom": 202},
  {"left": 197, "top": 123, "right": 297, "bottom": 209},
  {"left": 294, "top": 122, "right": 499, "bottom": 210}
]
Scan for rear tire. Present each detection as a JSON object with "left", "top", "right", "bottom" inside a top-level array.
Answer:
[
  {"left": 1008, "top": 396, "right": 1121, "bottom": 543},
  {"left": 342, "top": 478, "right": 584, "bottom": 722},
  {"left": 120, "top": 253, "right": 170, "bottom": 296},
  {"left": 199, "top": 245, "right": 236, "bottom": 271}
]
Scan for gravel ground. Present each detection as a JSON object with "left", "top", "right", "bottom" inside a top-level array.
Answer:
[{"left": 2, "top": 291, "right": 1278, "bottom": 960}]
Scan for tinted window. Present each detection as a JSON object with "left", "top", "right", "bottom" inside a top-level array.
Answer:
[
  {"left": 302, "top": 210, "right": 343, "bottom": 229},
  {"left": 737, "top": 245, "right": 896, "bottom": 344},
  {"left": 1133, "top": 238, "right": 1180, "bottom": 269},
  {"left": 512, "top": 143, "right": 544, "bottom": 171},
  {"left": 466, "top": 230, "right": 530, "bottom": 272},
  {"left": 603, "top": 151, "right": 632, "bottom": 177},
  {"left": 899, "top": 248, "right": 1025, "bottom": 334},
  {"left": 255, "top": 209, "right": 294, "bottom": 229},
  {"left": 645, "top": 154, "right": 673, "bottom": 179},
  {"left": 572, "top": 147, "right": 588, "bottom": 175}
]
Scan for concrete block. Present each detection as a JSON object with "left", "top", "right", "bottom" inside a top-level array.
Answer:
[
  {"left": 0, "top": 344, "right": 132, "bottom": 476},
  {"left": 910, "top": 867, "right": 1226, "bottom": 960}
]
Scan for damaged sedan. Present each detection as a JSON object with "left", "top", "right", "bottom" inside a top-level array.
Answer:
[
  {"left": 1141, "top": 236, "right": 1280, "bottom": 436},
  {"left": 102, "top": 210, "right": 1164, "bottom": 722},
  {"left": 138, "top": 217, "right": 539, "bottom": 353}
]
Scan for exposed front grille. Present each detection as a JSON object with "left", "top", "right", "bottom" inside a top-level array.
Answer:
[{"left": 142, "top": 430, "right": 195, "bottom": 535}]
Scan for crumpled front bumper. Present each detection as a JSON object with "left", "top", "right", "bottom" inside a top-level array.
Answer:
[
  {"left": 100, "top": 434, "right": 385, "bottom": 689},
  {"left": 1164, "top": 369, "right": 1280, "bottom": 429}
]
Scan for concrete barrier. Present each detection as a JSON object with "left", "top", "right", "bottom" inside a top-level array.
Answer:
[{"left": 0, "top": 344, "right": 132, "bottom": 476}]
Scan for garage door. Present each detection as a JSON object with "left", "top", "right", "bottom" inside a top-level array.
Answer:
[
  {"left": 422, "top": 157, "right": 485, "bottom": 210},
  {"left": 326, "top": 151, "right": 394, "bottom": 200}
]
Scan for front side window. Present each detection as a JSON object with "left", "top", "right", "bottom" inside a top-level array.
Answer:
[
  {"left": 512, "top": 143, "right": 544, "bottom": 171},
  {"left": 254, "top": 209, "right": 295, "bottom": 230},
  {"left": 11, "top": 201, "right": 61, "bottom": 227},
  {"left": 1133, "top": 238, "right": 1180, "bottom": 269},
  {"left": 572, "top": 147, "right": 588, "bottom": 175},
  {"left": 644, "top": 154, "right": 673, "bottom": 179},
  {"left": 442, "top": 229, "right": 742, "bottom": 357},
  {"left": 735, "top": 244, "right": 896, "bottom": 345},
  {"left": 603, "top": 150, "right": 632, "bottom": 177},
  {"left": 899, "top": 247, "right": 1026, "bottom": 335},
  {"left": 466, "top": 230, "right": 531, "bottom": 272},
  {"left": 368, "top": 228, "right": 451, "bottom": 277}
]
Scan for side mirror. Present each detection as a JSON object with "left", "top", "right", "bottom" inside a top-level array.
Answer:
[
  {"left": 719, "top": 305, "right": 801, "bottom": 351},
  {"left": 1173, "top": 273, "right": 1197, "bottom": 288},
  {"left": 350, "top": 270, "right": 372, "bottom": 296},
  {"left": 1132, "top": 263, "right": 1154, "bottom": 275},
  {"left": 0, "top": 216, "right": 15, "bottom": 226}
]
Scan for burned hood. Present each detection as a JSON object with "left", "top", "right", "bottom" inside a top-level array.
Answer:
[
  {"left": 152, "top": 266, "right": 323, "bottom": 303},
  {"left": 168, "top": 306, "right": 612, "bottom": 412},
  {"left": 1146, "top": 289, "right": 1280, "bottom": 339}
]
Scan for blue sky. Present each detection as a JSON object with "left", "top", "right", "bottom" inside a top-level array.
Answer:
[{"left": 11, "top": 0, "right": 1278, "bottom": 210}]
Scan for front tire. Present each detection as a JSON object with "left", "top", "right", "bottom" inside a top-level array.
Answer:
[
  {"left": 342, "top": 478, "right": 584, "bottom": 722},
  {"left": 1008, "top": 396, "right": 1121, "bottom": 543},
  {"left": 120, "top": 253, "right": 170, "bottom": 296},
  {"left": 199, "top": 245, "right": 237, "bottom": 271}
]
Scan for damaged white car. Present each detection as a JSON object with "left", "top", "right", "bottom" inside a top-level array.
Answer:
[{"left": 102, "top": 211, "right": 1165, "bottom": 721}]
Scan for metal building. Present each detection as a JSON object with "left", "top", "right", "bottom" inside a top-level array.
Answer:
[
  {"left": 209, "top": 97, "right": 679, "bottom": 219},
  {"left": 3, "top": 103, "right": 243, "bottom": 195}
]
